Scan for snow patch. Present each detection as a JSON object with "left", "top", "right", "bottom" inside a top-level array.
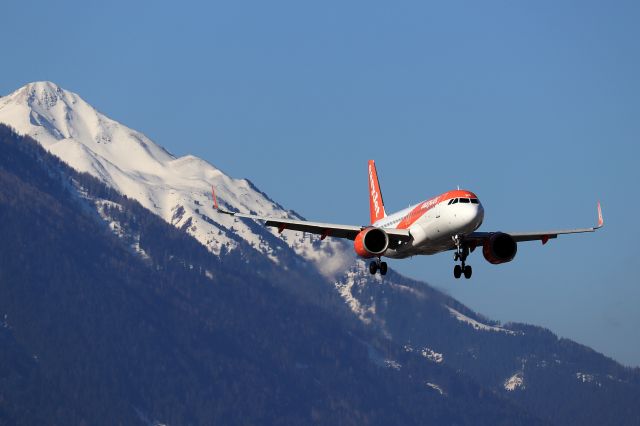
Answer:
[
  {"left": 426, "top": 382, "right": 445, "bottom": 396},
  {"left": 384, "top": 359, "right": 402, "bottom": 370},
  {"left": 94, "top": 199, "right": 150, "bottom": 261},
  {"left": 1, "top": 314, "right": 10, "bottom": 329},
  {"left": 504, "top": 373, "right": 525, "bottom": 391},
  {"left": 446, "top": 306, "right": 520, "bottom": 335},
  {"left": 421, "top": 347, "right": 444, "bottom": 363},
  {"left": 576, "top": 372, "right": 601, "bottom": 386},
  {"left": 334, "top": 262, "right": 380, "bottom": 325},
  {"left": 402, "top": 344, "right": 443, "bottom": 363},
  {"left": 131, "top": 234, "right": 151, "bottom": 260}
]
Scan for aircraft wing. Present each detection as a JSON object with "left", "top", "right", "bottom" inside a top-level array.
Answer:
[
  {"left": 212, "top": 188, "right": 412, "bottom": 247},
  {"left": 466, "top": 202, "right": 604, "bottom": 245}
]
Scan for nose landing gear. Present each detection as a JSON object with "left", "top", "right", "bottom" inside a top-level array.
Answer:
[
  {"left": 369, "top": 258, "right": 388, "bottom": 276},
  {"left": 452, "top": 235, "right": 473, "bottom": 279}
]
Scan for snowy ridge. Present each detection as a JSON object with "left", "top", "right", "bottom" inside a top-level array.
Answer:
[
  {"left": 446, "top": 306, "right": 520, "bottom": 335},
  {"left": 0, "top": 82, "right": 352, "bottom": 279}
]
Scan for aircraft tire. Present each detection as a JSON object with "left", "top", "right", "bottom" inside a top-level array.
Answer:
[
  {"left": 369, "top": 261, "right": 378, "bottom": 275},
  {"left": 453, "top": 265, "right": 462, "bottom": 279},
  {"left": 380, "top": 262, "right": 388, "bottom": 275},
  {"left": 463, "top": 265, "right": 472, "bottom": 279}
]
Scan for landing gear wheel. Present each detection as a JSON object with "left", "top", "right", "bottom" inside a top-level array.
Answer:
[
  {"left": 453, "top": 264, "right": 462, "bottom": 279},
  {"left": 453, "top": 235, "right": 474, "bottom": 280},
  {"left": 369, "top": 261, "right": 378, "bottom": 275},
  {"left": 463, "top": 265, "right": 472, "bottom": 279},
  {"left": 380, "top": 262, "right": 388, "bottom": 276}
]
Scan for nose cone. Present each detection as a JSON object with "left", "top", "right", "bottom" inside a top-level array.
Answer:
[
  {"left": 475, "top": 202, "right": 485, "bottom": 229},
  {"left": 458, "top": 202, "right": 484, "bottom": 232}
]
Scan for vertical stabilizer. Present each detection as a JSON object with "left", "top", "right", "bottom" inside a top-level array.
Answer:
[{"left": 368, "top": 160, "right": 387, "bottom": 224}]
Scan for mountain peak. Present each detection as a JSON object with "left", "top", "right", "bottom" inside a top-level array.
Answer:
[
  {"left": 0, "top": 81, "right": 352, "bottom": 277},
  {"left": 0, "top": 81, "right": 87, "bottom": 144},
  {"left": 9, "top": 81, "right": 69, "bottom": 108},
  {"left": 0, "top": 81, "right": 176, "bottom": 167},
  {"left": 21, "top": 80, "right": 64, "bottom": 94}
]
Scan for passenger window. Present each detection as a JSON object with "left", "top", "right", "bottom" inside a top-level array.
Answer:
[
  {"left": 460, "top": 198, "right": 470, "bottom": 203},
  {"left": 470, "top": 198, "right": 479, "bottom": 204}
]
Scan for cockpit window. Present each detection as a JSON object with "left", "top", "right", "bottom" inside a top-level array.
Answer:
[
  {"left": 470, "top": 198, "right": 479, "bottom": 204},
  {"left": 459, "top": 198, "right": 470, "bottom": 203},
  {"left": 451, "top": 198, "right": 458, "bottom": 204}
]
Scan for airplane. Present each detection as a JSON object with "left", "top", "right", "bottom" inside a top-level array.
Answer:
[{"left": 212, "top": 160, "right": 603, "bottom": 279}]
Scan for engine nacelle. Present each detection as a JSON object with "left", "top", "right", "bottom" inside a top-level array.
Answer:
[
  {"left": 482, "top": 232, "right": 517, "bottom": 264},
  {"left": 354, "top": 227, "right": 389, "bottom": 258}
]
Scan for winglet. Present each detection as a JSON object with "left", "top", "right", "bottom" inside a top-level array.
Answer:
[
  {"left": 212, "top": 186, "right": 219, "bottom": 210},
  {"left": 596, "top": 201, "right": 604, "bottom": 229},
  {"left": 211, "top": 186, "right": 234, "bottom": 215}
]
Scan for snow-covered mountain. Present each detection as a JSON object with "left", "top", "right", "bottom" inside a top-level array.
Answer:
[
  {"left": 0, "top": 81, "right": 353, "bottom": 279},
  {"left": 0, "top": 81, "right": 554, "bottom": 341}
]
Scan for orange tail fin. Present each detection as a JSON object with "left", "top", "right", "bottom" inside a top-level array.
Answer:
[{"left": 368, "top": 160, "right": 387, "bottom": 224}]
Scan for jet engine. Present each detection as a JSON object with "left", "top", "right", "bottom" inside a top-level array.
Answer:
[
  {"left": 354, "top": 227, "right": 389, "bottom": 258},
  {"left": 482, "top": 232, "right": 517, "bottom": 264}
]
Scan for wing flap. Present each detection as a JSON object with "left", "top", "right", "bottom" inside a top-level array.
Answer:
[{"left": 261, "top": 216, "right": 362, "bottom": 240}]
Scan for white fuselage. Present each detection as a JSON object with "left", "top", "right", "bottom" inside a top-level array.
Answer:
[{"left": 374, "top": 191, "right": 485, "bottom": 259}]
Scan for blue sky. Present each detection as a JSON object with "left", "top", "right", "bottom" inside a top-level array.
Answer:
[{"left": 3, "top": 1, "right": 639, "bottom": 366}]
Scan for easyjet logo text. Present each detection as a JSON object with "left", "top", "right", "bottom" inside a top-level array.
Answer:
[{"left": 421, "top": 196, "right": 440, "bottom": 210}]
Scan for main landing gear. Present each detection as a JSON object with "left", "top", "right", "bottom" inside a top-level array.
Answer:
[
  {"left": 369, "top": 258, "right": 388, "bottom": 276},
  {"left": 452, "top": 235, "right": 472, "bottom": 279}
]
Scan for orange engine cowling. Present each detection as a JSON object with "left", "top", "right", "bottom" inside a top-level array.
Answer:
[
  {"left": 354, "top": 227, "right": 389, "bottom": 258},
  {"left": 482, "top": 232, "right": 517, "bottom": 264}
]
